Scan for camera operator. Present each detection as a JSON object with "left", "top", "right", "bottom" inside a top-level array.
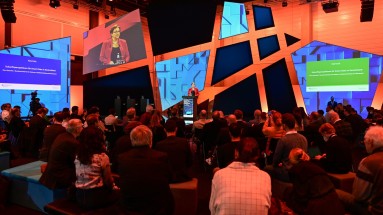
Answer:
[{"left": 30, "top": 91, "right": 42, "bottom": 116}]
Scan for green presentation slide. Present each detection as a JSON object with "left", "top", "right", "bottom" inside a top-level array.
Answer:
[{"left": 306, "top": 58, "right": 369, "bottom": 92}]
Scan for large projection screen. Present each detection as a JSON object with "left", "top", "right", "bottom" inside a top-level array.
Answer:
[{"left": 83, "top": 9, "right": 146, "bottom": 74}]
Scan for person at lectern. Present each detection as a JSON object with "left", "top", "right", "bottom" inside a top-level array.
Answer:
[
  {"left": 327, "top": 96, "right": 337, "bottom": 110},
  {"left": 99, "top": 24, "right": 130, "bottom": 65},
  {"left": 187, "top": 82, "right": 199, "bottom": 97}
]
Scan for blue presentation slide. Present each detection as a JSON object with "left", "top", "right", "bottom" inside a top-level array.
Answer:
[{"left": 0, "top": 53, "right": 61, "bottom": 91}]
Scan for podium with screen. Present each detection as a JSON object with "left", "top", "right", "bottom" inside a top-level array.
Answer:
[{"left": 182, "top": 96, "right": 197, "bottom": 125}]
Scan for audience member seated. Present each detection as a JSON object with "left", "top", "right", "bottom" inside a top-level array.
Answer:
[
  {"left": 39, "top": 119, "right": 83, "bottom": 189},
  {"left": 155, "top": 120, "right": 192, "bottom": 183},
  {"left": 149, "top": 110, "right": 167, "bottom": 148},
  {"left": 314, "top": 123, "right": 352, "bottom": 174},
  {"left": 29, "top": 107, "right": 50, "bottom": 158},
  {"left": 352, "top": 126, "right": 383, "bottom": 214},
  {"left": 285, "top": 148, "right": 345, "bottom": 215},
  {"left": 117, "top": 125, "right": 174, "bottom": 214},
  {"left": 269, "top": 113, "right": 308, "bottom": 182},
  {"left": 209, "top": 137, "right": 271, "bottom": 214},
  {"left": 39, "top": 111, "right": 66, "bottom": 162},
  {"left": 216, "top": 123, "right": 241, "bottom": 170},
  {"left": 74, "top": 126, "right": 119, "bottom": 209}
]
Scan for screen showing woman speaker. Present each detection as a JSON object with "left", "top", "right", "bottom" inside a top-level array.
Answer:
[{"left": 83, "top": 9, "right": 147, "bottom": 74}]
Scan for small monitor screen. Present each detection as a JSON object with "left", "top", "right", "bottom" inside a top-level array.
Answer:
[{"left": 183, "top": 97, "right": 194, "bottom": 118}]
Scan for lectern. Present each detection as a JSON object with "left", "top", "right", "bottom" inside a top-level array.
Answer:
[{"left": 182, "top": 96, "right": 197, "bottom": 124}]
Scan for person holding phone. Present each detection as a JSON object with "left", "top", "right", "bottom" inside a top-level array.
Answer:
[{"left": 99, "top": 24, "right": 130, "bottom": 65}]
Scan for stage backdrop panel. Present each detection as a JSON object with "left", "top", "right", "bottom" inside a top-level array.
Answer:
[
  {"left": 83, "top": 65, "right": 153, "bottom": 116},
  {"left": 147, "top": 1, "right": 216, "bottom": 56},
  {"left": 292, "top": 41, "right": 383, "bottom": 118},
  {"left": 213, "top": 74, "right": 261, "bottom": 120},
  {"left": 212, "top": 40, "right": 253, "bottom": 85},
  {"left": 263, "top": 58, "right": 297, "bottom": 114}
]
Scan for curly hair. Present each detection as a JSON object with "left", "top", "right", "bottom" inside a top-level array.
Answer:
[{"left": 77, "top": 126, "right": 106, "bottom": 165}]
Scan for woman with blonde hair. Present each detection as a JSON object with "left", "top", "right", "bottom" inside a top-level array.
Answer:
[{"left": 285, "top": 148, "right": 345, "bottom": 215}]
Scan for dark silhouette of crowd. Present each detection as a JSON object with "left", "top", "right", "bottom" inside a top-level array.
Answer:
[{"left": 2, "top": 100, "right": 383, "bottom": 215}]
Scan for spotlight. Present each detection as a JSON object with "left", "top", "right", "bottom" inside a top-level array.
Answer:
[
  {"left": 322, "top": 0, "right": 339, "bottom": 13},
  {"left": 49, "top": 0, "right": 61, "bottom": 8},
  {"left": 282, "top": 0, "right": 288, "bottom": 7},
  {"left": 104, "top": 14, "right": 109, "bottom": 19},
  {"left": 264, "top": 0, "right": 268, "bottom": 3}
]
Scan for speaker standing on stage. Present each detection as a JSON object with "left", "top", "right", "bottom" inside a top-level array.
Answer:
[{"left": 187, "top": 82, "right": 199, "bottom": 97}]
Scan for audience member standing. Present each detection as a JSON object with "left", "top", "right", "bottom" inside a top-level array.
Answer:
[
  {"left": 248, "top": 109, "right": 262, "bottom": 127},
  {"left": 353, "top": 126, "right": 383, "bottom": 214},
  {"left": 8, "top": 107, "right": 26, "bottom": 145},
  {"left": 70, "top": 106, "right": 83, "bottom": 122},
  {"left": 74, "top": 126, "right": 119, "bottom": 209},
  {"left": 39, "top": 112, "right": 66, "bottom": 162},
  {"left": 285, "top": 148, "right": 345, "bottom": 215},
  {"left": 117, "top": 125, "right": 174, "bottom": 214},
  {"left": 210, "top": 137, "right": 271, "bottom": 215},
  {"left": 1, "top": 103, "right": 11, "bottom": 125},
  {"left": 167, "top": 106, "right": 186, "bottom": 138},
  {"left": 271, "top": 113, "right": 308, "bottom": 182},
  {"left": 139, "top": 105, "right": 153, "bottom": 126},
  {"left": 327, "top": 96, "right": 338, "bottom": 110},
  {"left": 40, "top": 119, "right": 83, "bottom": 189},
  {"left": 216, "top": 123, "right": 242, "bottom": 169},
  {"left": 315, "top": 123, "right": 352, "bottom": 174},
  {"left": 149, "top": 111, "right": 166, "bottom": 148},
  {"left": 29, "top": 107, "right": 49, "bottom": 158},
  {"left": 328, "top": 111, "right": 354, "bottom": 143},
  {"left": 155, "top": 120, "right": 192, "bottom": 183}
]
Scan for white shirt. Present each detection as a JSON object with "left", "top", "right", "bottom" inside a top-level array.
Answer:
[{"left": 209, "top": 162, "right": 271, "bottom": 215}]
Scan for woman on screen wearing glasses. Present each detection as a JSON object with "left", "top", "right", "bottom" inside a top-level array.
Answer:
[{"left": 99, "top": 24, "right": 130, "bottom": 65}]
